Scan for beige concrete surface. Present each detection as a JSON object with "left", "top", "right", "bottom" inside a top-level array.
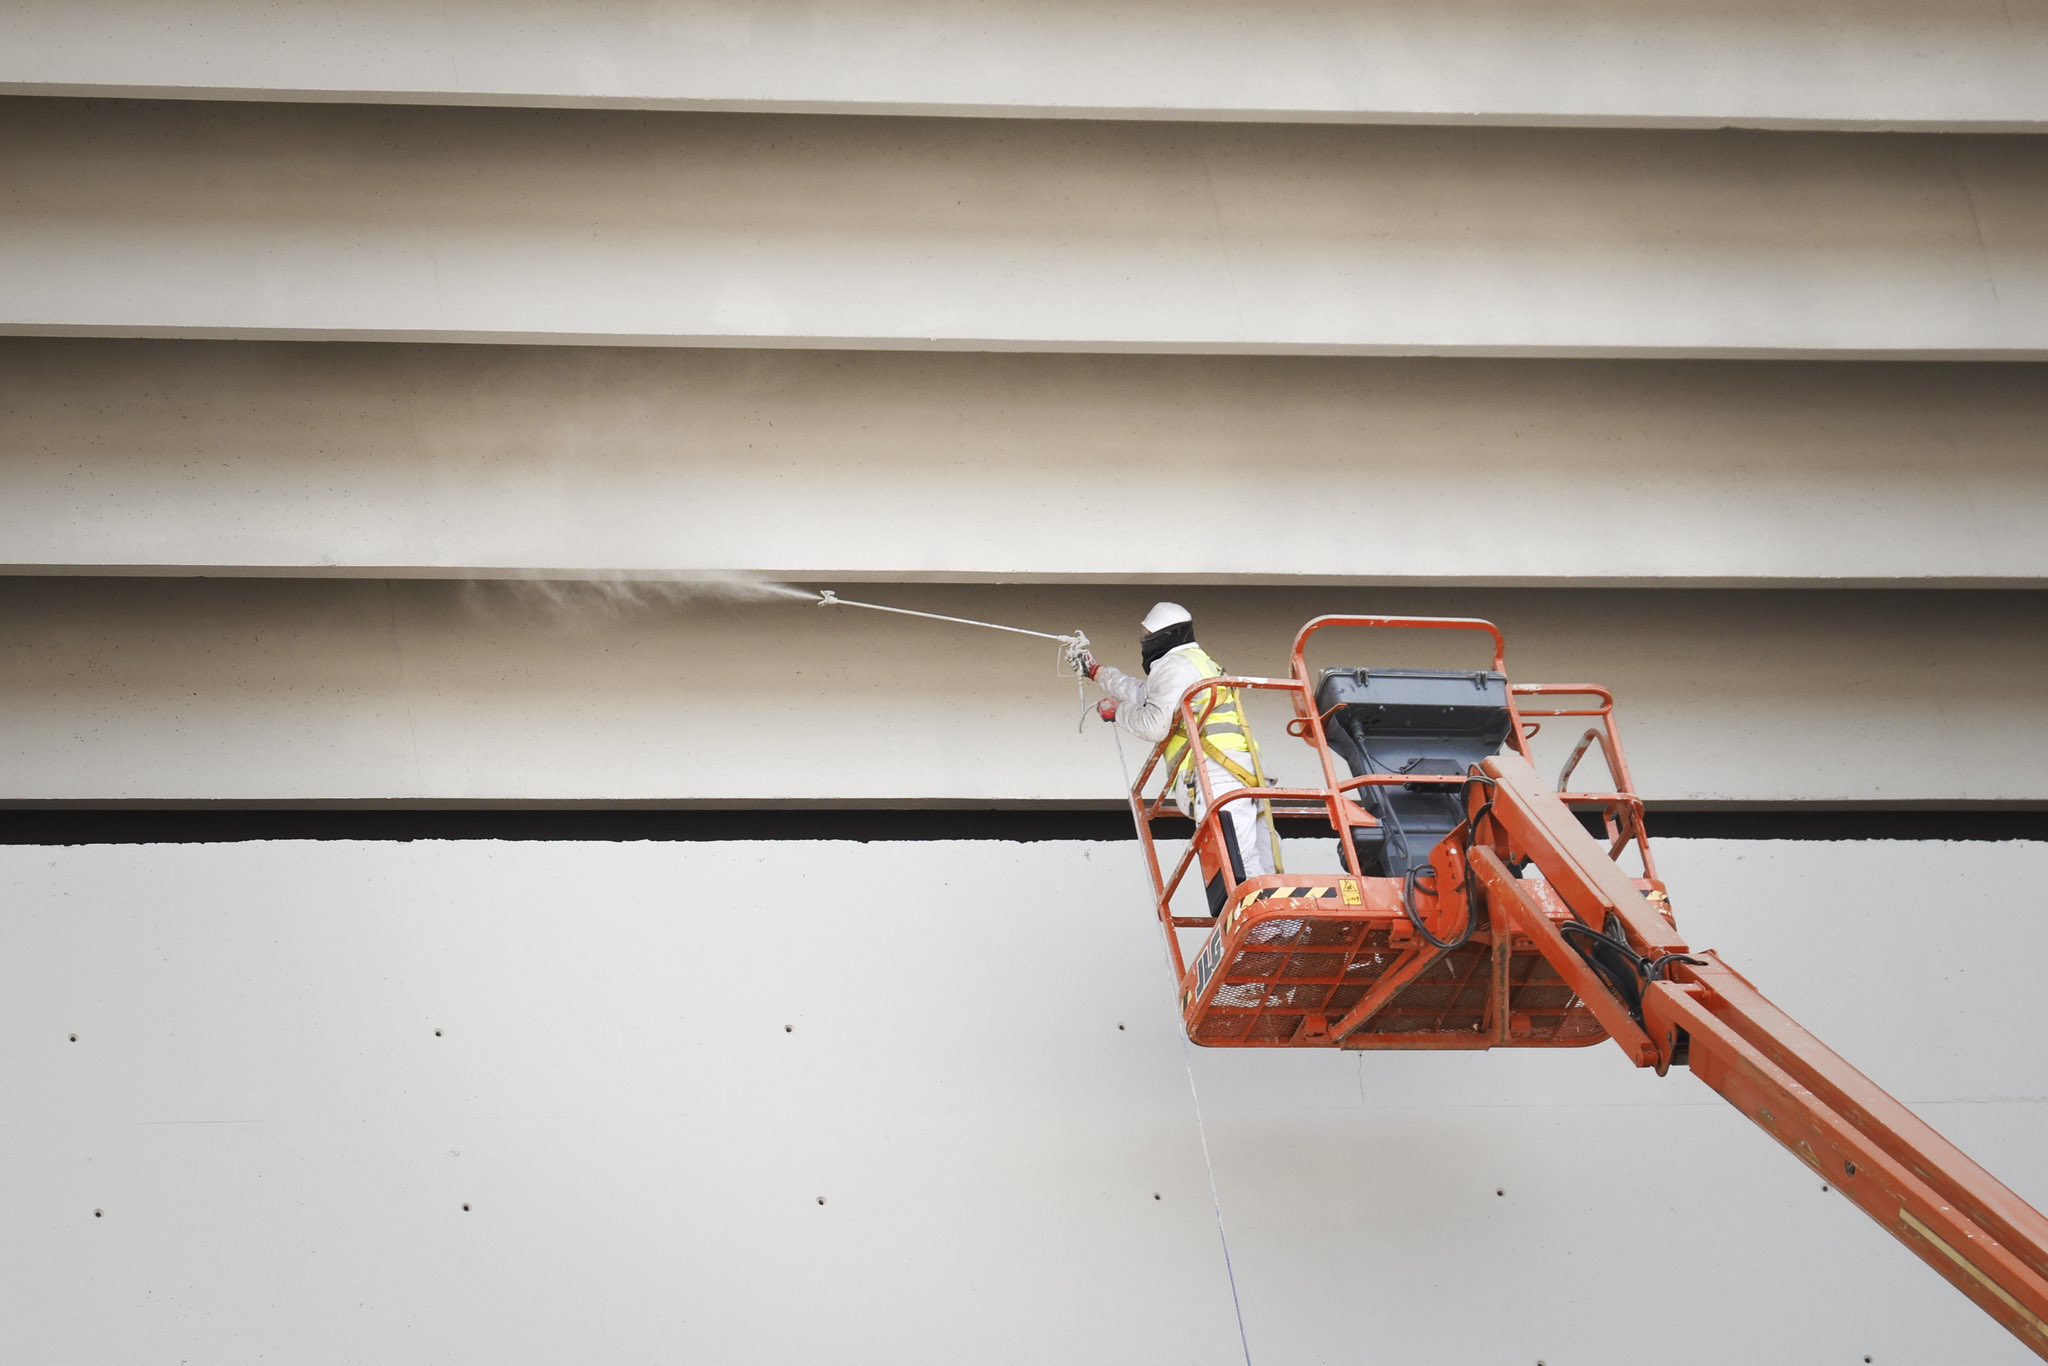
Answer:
[
  {"left": 1, "top": 579, "right": 2042, "bottom": 804},
  {"left": 2, "top": 839, "right": 2041, "bottom": 1362},
  {"left": 7, "top": 340, "right": 2048, "bottom": 586},
  {"left": 4, "top": 0, "right": 2045, "bottom": 130},
  {"left": 5, "top": 100, "right": 2045, "bottom": 356}
]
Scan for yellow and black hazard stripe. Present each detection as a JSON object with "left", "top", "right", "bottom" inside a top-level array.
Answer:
[
  {"left": 1243, "top": 884, "right": 1338, "bottom": 904},
  {"left": 1223, "top": 878, "right": 1364, "bottom": 929}
]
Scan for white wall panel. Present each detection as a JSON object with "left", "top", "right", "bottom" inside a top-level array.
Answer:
[
  {"left": 2, "top": 579, "right": 2043, "bottom": 804},
  {"left": 5, "top": 100, "right": 2045, "bottom": 356},
  {"left": 0, "top": 840, "right": 1249, "bottom": 1364},
  {"left": 4, "top": 0, "right": 2045, "bottom": 131},
  {"left": 3, "top": 839, "right": 2042, "bottom": 1362},
  {"left": 8, "top": 340, "right": 2048, "bottom": 586}
]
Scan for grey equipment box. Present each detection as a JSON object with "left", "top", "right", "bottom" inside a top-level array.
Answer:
[{"left": 1313, "top": 668, "right": 1513, "bottom": 877}]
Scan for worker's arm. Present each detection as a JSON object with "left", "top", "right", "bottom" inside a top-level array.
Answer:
[
  {"left": 1097, "top": 655, "right": 1193, "bottom": 745},
  {"left": 1093, "top": 663, "right": 1144, "bottom": 706}
]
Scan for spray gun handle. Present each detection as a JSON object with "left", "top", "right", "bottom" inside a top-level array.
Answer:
[{"left": 1060, "top": 630, "right": 1095, "bottom": 679}]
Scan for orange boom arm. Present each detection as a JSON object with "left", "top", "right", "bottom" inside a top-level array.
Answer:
[{"left": 1480, "top": 752, "right": 2048, "bottom": 1355}]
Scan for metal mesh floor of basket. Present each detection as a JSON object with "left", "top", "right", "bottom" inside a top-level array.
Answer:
[{"left": 1180, "top": 878, "right": 1607, "bottom": 1049}]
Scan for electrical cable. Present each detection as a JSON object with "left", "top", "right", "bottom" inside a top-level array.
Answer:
[
  {"left": 1400, "top": 863, "right": 1476, "bottom": 951},
  {"left": 1399, "top": 771, "right": 1509, "bottom": 950},
  {"left": 1645, "top": 952, "right": 1709, "bottom": 983},
  {"left": 1349, "top": 719, "right": 1492, "bottom": 952},
  {"left": 1557, "top": 920, "right": 1645, "bottom": 1010},
  {"left": 1556, "top": 921, "right": 1707, "bottom": 1019}
]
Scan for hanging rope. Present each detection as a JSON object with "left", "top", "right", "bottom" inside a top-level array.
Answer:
[{"left": 1105, "top": 722, "right": 1256, "bottom": 1366}]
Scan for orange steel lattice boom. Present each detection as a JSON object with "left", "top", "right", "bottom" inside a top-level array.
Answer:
[{"left": 1124, "top": 614, "right": 2048, "bottom": 1356}]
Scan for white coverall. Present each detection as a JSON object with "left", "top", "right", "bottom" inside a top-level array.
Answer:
[{"left": 1096, "top": 643, "right": 1276, "bottom": 881}]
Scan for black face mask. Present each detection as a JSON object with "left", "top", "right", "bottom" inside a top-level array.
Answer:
[{"left": 1140, "top": 620, "right": 1195, "bottom": 672}]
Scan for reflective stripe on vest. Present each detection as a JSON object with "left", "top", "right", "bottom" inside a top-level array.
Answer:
[{"left": 1162, "top": 645, "right": 1259, "bottom": 792}]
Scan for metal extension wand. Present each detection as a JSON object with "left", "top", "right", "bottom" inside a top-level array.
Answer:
[{"left": 814, "top": 589, "right": 1087, "bottom": 654}]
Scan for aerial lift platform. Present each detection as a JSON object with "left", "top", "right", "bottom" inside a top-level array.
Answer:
[{"left": 1128, "top": 615, "right": 2048, "bottom": 1358}]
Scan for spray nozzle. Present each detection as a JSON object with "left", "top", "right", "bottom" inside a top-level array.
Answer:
[{"left": 816, "top": 590, "right": 840, "bottom": 607}]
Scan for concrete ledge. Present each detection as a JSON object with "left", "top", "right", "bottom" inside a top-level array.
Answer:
[
  {"left": 3, "top": 100, "right": 2044, "bottom": 355},
  {"left": 1, "top": 579, "right": 2042, "bottom": 804},
  {"left": 6, "top": 341, "right": 2048, "bottom": 586},
  {"left": 3, "top": 0, "right": 2045, "bottom": 130}
]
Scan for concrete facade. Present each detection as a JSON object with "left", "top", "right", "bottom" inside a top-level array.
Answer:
[{"left": 4, "top": 4, "right": 2046, "bottom": 1361}]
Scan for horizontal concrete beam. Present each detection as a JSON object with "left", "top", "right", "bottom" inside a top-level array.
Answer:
[
  {"left": 4, "top": 0, "right": 2045, "bottom": 131},
  {"left": 2, "top": 580, "right": 2043, "bottom": 804},
  {"left": 7, "top": 340, "right": 2048, "bottom": 587},
  {"left": 4, "top": 100, "right": 2045, "bottom": 357}
]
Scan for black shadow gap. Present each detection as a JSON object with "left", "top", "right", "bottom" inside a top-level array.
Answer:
[{"left": 1, "top": 805, "right": 2042, "bottom": 845}]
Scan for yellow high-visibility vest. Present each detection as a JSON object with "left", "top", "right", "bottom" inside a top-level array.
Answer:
[{"left": 1162, "top": 645, "right": 1259, "bottom": 792}]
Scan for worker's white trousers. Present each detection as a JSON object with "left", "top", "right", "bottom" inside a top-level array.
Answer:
[{"left": 1188, "top": 766, "right": 1275, "bottom": 883}]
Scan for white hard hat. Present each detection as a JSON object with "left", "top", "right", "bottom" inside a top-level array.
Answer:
[{"left": 1141, "top": 601, "right": 1192, "bottom": 634}]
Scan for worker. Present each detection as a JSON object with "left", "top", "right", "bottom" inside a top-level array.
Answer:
[{"left": 1072, "top": 602, "right": 1275, "bottom": 908}]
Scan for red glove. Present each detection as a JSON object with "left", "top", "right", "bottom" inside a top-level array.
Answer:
[{"left": 1096, "top": 698, "right": 1119, "bottom": 722}]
